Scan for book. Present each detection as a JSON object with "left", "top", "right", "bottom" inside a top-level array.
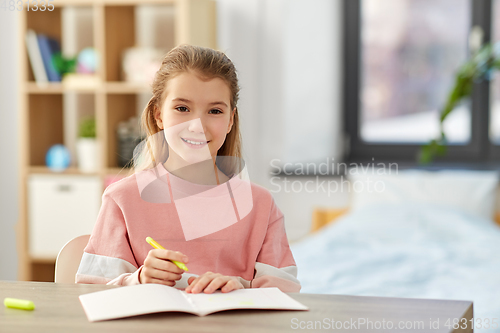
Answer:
[
  {"left": 79, "top": 284, "right": 309, "bottom": 322},
  {"left": 37, "top": 34, "right": 61, "bottom": 82},
  {"left": 25, "top": 30, "right": 48, "bottom": 84}
]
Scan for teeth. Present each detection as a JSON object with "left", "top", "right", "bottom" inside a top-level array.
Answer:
[{"left": 183, "top": 138, "right": 207, "bottom": 145}]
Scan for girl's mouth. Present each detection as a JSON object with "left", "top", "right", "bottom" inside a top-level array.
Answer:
[{"left": 181, "top": 137, "right": 210, "bottom": 149}]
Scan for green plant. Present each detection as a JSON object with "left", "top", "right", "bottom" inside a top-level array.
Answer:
[
  {"left": 418, "top": 33, "right": 500, "bottom": 164},
  {"left": 53, "top": 52, "right": 77, "bottom": 76},
  {"left": 79, "top": 117, "right": 96, "bottom": 138}
]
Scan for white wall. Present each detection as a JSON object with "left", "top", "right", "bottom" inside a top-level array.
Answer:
[
  {"left": 0, "top": 10, "right": 19, "bottom": 280},
  {"left": 216, "top": 0, "right": 345, "bottom": 241}
]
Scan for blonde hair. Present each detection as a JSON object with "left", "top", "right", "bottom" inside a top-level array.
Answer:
[{"left": 133, "top": 44, "right": 243, "bottom": 176}]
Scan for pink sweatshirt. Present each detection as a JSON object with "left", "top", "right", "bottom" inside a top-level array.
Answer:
[{"left": 76, "top": 163, "right": 301, "bottom": 292}]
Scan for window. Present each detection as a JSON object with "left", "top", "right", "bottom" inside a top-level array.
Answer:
[{"left": 344, "top": 0, "right": 498, "bottom": 164}]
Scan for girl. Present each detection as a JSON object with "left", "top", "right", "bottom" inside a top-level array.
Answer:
[{"left": 76, "top": 45, "right": 301, "bottom": 294}]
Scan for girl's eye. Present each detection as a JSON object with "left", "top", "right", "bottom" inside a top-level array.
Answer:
[
  {"left": 176, "top": 106, "right": 189, "bottom": 112},
  {"left": 209, "top": 109, "right": 222, "bottom": 114}
]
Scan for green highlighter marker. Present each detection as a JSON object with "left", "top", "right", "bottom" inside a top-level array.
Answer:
[
  {"left": 146, "top": 237, "right": 188, "bottom": 271},
  {"left": 4, "top": 298, "right": 35, "bottom": 311}
]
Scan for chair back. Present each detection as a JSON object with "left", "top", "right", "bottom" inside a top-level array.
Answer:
[{"left": 54, "top": 234, "right": 90, "bottom": 283}]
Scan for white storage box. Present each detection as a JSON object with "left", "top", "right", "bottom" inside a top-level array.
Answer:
[{"left": 28, "top": 175, "right": 102, "bottom": 259}]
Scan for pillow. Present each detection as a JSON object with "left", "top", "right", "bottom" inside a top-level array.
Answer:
[{"left": 347, "top": 169, "right": 499, "bottom": 221}]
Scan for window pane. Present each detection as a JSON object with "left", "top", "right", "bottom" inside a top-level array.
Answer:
[
  {"left": 360, "top": 0, "right": 471, "bottom": 143},
  {"left": 490, "top": 0, "right": 500, "bottom": 143}
]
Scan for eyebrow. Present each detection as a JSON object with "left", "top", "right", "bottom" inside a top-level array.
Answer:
[{"left": 171, "top": 98, "right": 228, "bottom": 108}]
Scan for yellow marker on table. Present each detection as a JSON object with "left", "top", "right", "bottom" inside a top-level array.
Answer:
[
  {"left": 4, "top": 298, "right": 35, "bottom": 311},
  {"left": 146, "top": 237, "right": 188, "bottom": 271}
]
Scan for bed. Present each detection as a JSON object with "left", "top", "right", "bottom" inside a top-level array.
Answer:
[{"left": 290, "top": 169, "right": 500, "bottom": 332}]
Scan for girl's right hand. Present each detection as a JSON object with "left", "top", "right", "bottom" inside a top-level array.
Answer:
[{"left": 139, "top": 249, "right": 189, "bottom": 286}]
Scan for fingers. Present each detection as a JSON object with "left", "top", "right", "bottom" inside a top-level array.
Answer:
[
  {"left": 141, "top": 249, "right": 188, "bottom": 285},
  {"left": 140, "top": 263, "right": 178, "bottom": 285},
  {"left": 142, "top": 264, "right": 182, "bottom": 282},
  {"left": 185, "top": 272, "right": 214, "bottom": 293},
  {"left": 141, "top": 275, "right": 176, "bottom": 287},
  {"left": 185, "top": 273, "right": 244, "bottom": 294},
  {"left": 146, "top": 250, "right": 186, "bottom": 274},
  {"left": 153, "top": 249, "right": 189, "bottom": 265},
  {"left": 204, "top": 276, "right": 230, "bottom": 293},
  {"left": 220, "top": 279, "right": 241, "bottom": 293},
  {"left": 186, "top": 272, "right": 219, "bottom": 293}
]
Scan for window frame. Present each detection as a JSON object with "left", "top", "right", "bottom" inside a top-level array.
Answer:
[{"left": 343, "top": 0, "right": 499, "bottom": 165}]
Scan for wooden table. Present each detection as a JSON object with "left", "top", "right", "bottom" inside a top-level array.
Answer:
[{"left": 0, "top": 281, "right": 472, "bottom": 333}]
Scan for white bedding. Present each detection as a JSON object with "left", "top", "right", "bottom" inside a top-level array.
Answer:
[{"left": 291, "top": 203, "right": 500, "bottom": 332}]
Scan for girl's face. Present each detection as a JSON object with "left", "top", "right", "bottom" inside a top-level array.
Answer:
[{"left": 154, "top": 71, "right": 235, "bottom": 165}]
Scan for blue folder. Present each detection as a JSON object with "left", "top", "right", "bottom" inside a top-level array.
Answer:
[{"left": 37, "top": 34, "right": 61, "bottom": 82}]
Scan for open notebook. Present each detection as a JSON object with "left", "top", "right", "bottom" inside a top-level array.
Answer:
[{"left": 79, "top": 284, "right": 309, "bottom": 322}]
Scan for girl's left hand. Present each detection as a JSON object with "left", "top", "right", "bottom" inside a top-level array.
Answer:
[{"left": 185, "top": 272, "right": 244, "bottom": 294}]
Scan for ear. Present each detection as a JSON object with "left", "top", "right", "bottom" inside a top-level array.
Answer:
[
  {"left": 154, "top": 106, "right": 163, "bottom": 130},
  {"left": 227, "top": 108, "right": 236, "bottom": 133}
]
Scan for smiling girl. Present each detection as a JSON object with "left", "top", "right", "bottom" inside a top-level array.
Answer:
[{"left": 76, "top": 45, "right": 301, "bottom": 294}]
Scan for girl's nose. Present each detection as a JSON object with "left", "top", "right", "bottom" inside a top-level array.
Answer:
[{"left": 187, "top": 117, "right": 206, "bottom": 134}]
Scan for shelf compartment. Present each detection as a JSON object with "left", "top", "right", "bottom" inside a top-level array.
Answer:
[
  {"left": 28, "top": 95, "right": 64, "bottom": 166},
  {"left": 104, "top": 4, "right": 176, "bottom": 83},
  {"left": 26, "top": 8, "right": 62, "bottom": 82},
  {"left": 104, "top": 6, "right": 136, "bottom": 81},
  {"left": 66, "top": 93, "right": 97, "bottom": 169},
  {"left": 106, "top": 94, "right": 142, "bottom": 168},
  {"left": 61, "top": 5, "right": 95, "bottom": 64}
]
